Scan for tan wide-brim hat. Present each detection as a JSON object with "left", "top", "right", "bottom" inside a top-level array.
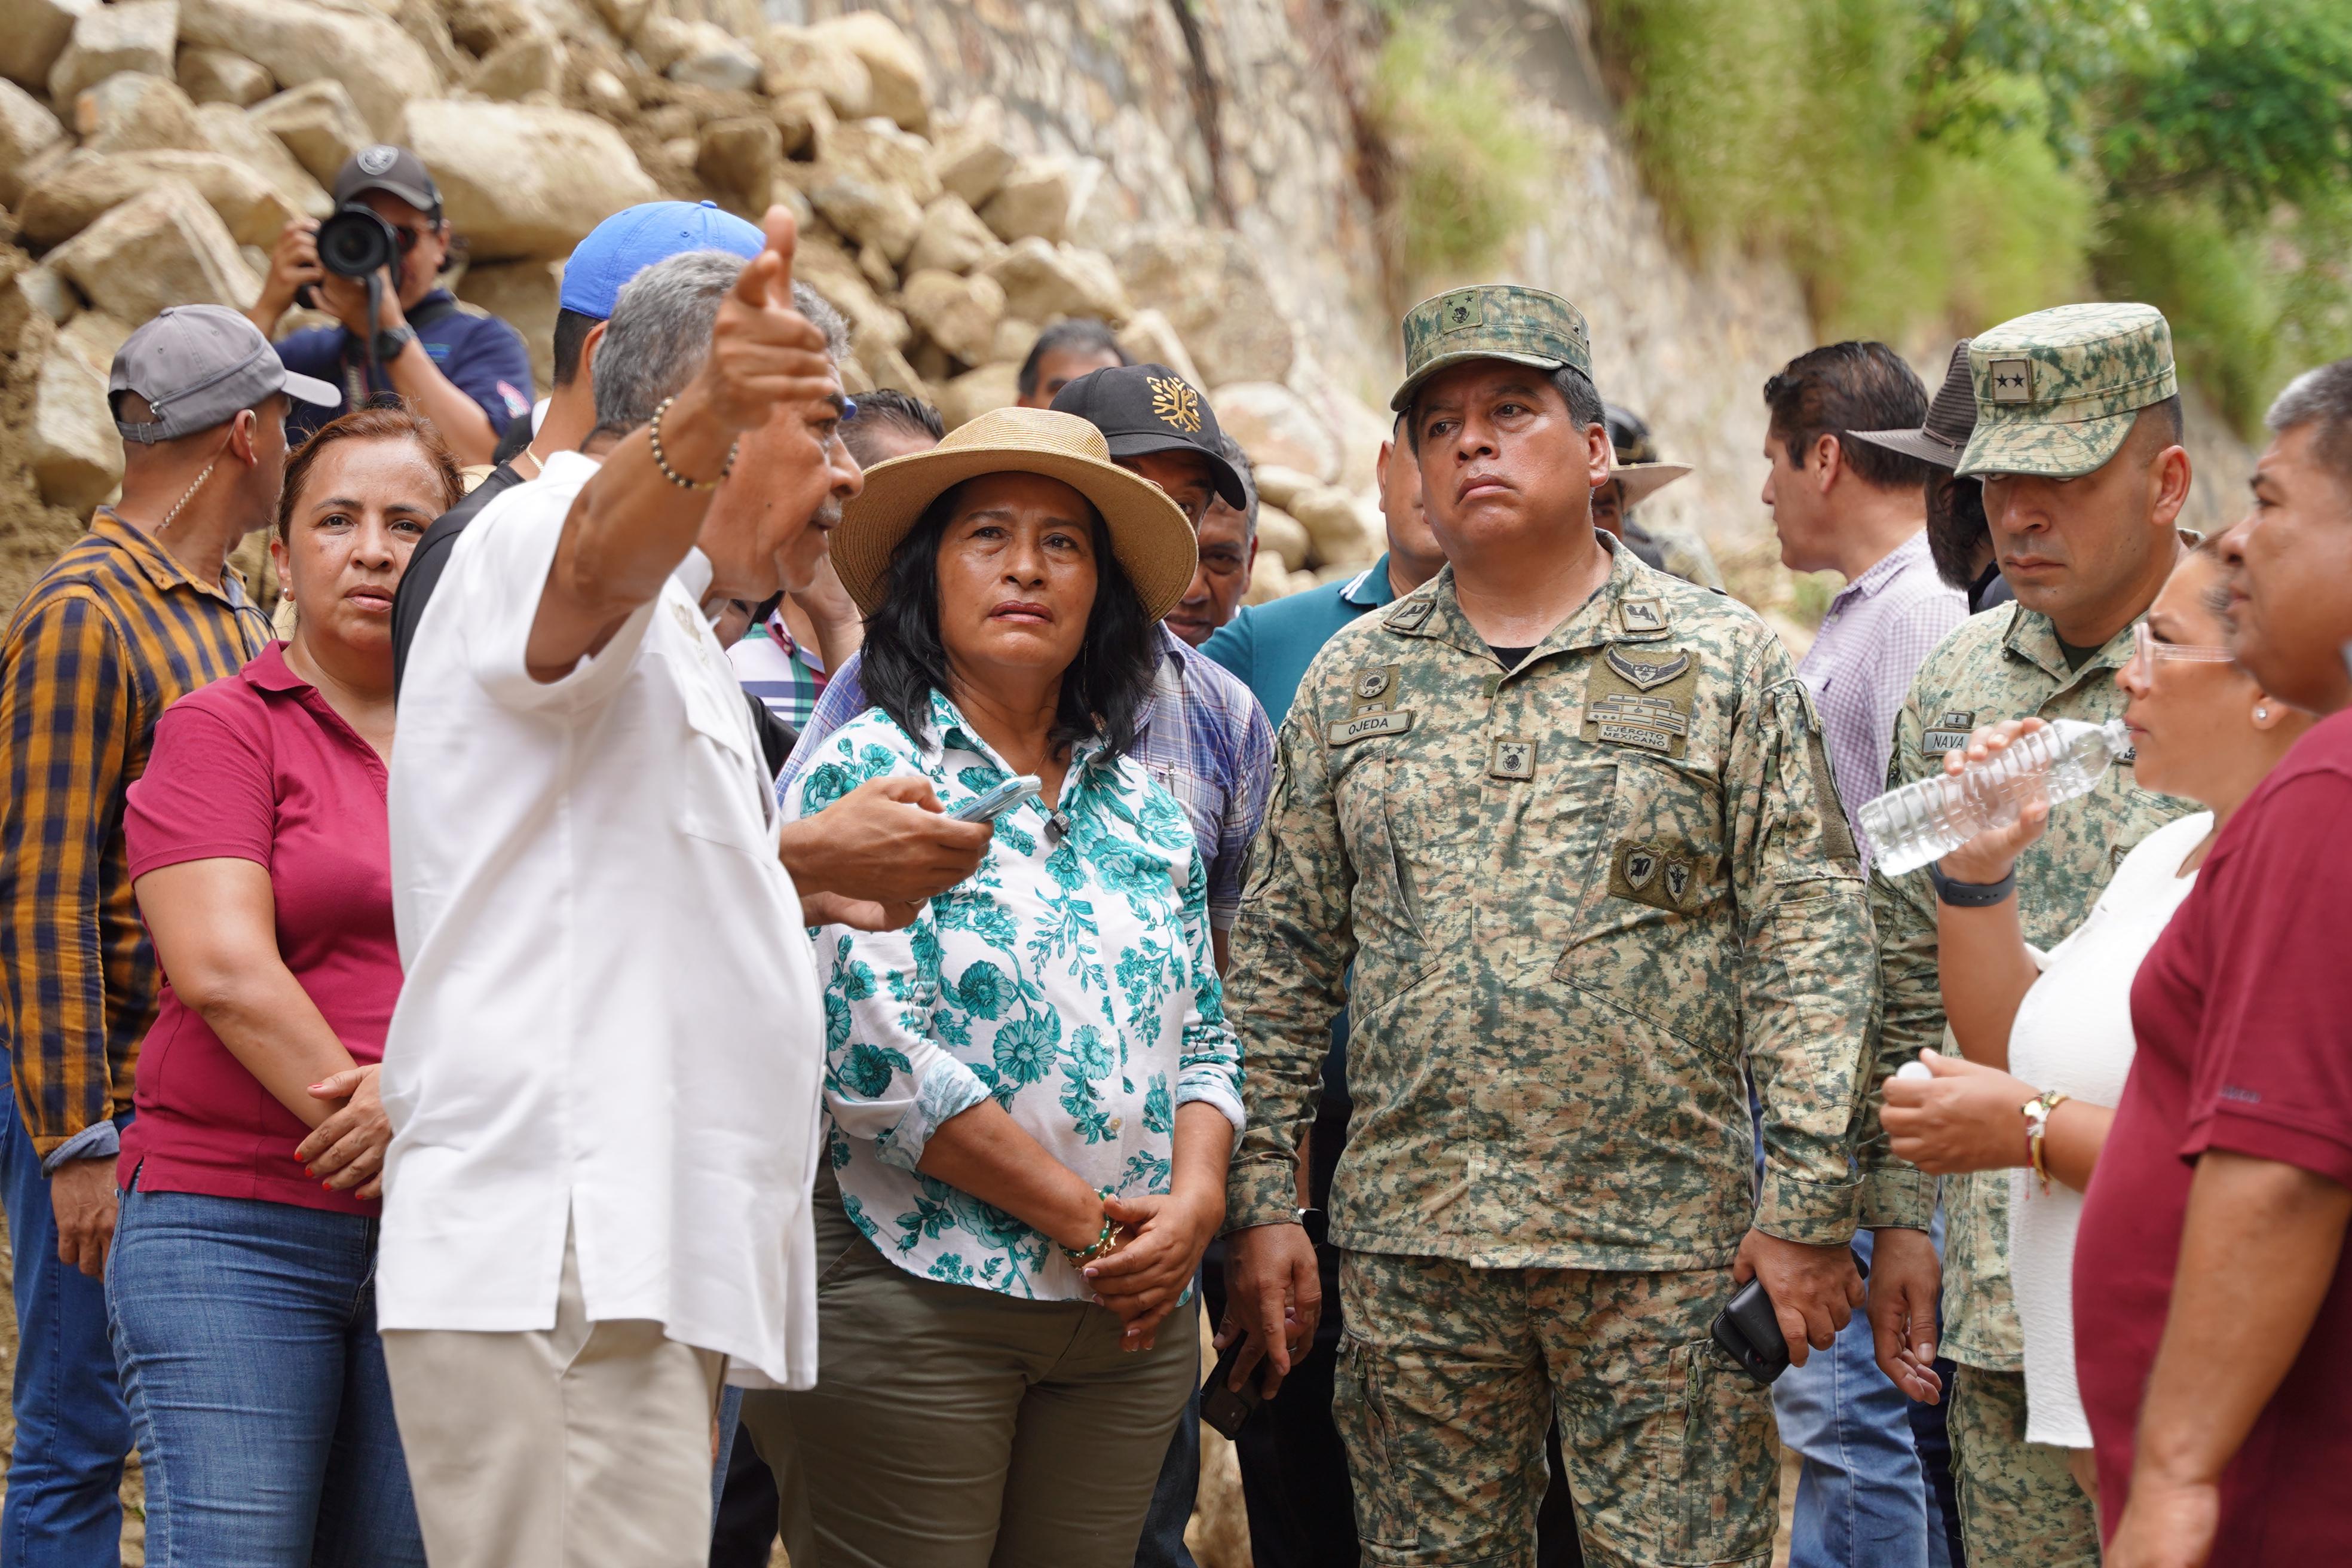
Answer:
[
  {"left": 832, "top": 406, "right": 1199, "bottom": 623},
  {"left": 1604, "top": 461, "right": 1691, "bottom": 509}
]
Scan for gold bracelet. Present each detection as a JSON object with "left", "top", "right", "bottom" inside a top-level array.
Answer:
[
  {"left": 2025, "top": 1091, "right": 2071, "bottom": 1195},
  {"left": 1063, "top": 1209, "right": 1129, "bottom": 1270},
  {"left": 647, "top": 394, "right": 735, "bottom": 490}
]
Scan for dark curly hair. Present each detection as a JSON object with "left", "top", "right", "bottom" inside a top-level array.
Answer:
[{"left": 862, "top": 479, "right": 1159, "bottom": 763}]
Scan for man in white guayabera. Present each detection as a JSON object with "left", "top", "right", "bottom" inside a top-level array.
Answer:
[{"left": 373, "top": 210, "right": 991, "bottom": 1568}]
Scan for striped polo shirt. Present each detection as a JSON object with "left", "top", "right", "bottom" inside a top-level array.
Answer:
[{"left": 0, "top": 509, "right": 273, "bottom": 1157}]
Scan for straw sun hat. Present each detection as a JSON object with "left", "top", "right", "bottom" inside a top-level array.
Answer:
[{"left": 830, "top": 406, "right": 1199, "bottom": 623}]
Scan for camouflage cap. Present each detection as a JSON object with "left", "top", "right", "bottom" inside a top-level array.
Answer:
[
  {"left": 1390, "top": 284, "right": 1594, "bottom": 412},
  {"left": 1955, "top": 302, "right": 2178, "bottom": 479}
]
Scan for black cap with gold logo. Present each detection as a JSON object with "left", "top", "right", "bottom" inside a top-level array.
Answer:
[{"left": 1049, "top": 362, "right": 1247, "bottom": 507}]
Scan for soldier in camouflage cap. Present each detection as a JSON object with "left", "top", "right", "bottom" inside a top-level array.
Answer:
[
  {"left": 1957, "top": 303, "right": 2179, "bottom": 479},
  {"left": 1219, "top": 284, "right": 1876, "bottom": 1566},
  {"left": 1857, "top": 302, "right": 2198, "bottom": 1568}
]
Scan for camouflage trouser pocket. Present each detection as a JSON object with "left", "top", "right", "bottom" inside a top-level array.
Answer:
[
  {"left": 1653, "top": 1342, "right": 1777, "bottom": 1565},
  {"left": 1331, "top": 1332, "right": 1403, "bottom": 1549}
]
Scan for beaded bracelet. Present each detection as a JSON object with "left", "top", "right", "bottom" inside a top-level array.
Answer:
[
  {"left": 647, "top": 395, "right": 736, "bottom": 490},
  {"left": 1063, "top": 1212, "right": 1129, "bottom": 1270}
]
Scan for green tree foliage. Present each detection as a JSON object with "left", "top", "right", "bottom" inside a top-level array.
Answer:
[
  {"left": 1592, "top": 0, "right": 2352, "bottom": 429},
  {"left": 1365, "top": 16, "right": 1544, "bottom": 291}
]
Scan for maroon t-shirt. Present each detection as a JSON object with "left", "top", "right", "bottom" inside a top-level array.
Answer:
[
  {"left": 119, "top": 642, "right": 400, "bottom": 1216},
  {"left": 2075, "top": 707, "right": 2352, "bottom": 1561}
]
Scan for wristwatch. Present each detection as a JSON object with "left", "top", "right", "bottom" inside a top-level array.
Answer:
[{"left": 372, "top": 324, "right": 418, "bottom": 363}]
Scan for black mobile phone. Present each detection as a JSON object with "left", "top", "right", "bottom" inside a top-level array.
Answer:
[
  {"left": 1710, "top": 1278, "right": 1791, "bottom": 1386},
  {"left": 1709, "top": 1248, "right": 1869, "bottom": 1387},
  {"left": 1200, "top": 1334, "right": 1264, "bottom": 1440}
]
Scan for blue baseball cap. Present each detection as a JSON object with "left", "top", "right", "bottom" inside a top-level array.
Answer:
[{"left": 559, "top": 200, "right": 765, "bottom": 320}]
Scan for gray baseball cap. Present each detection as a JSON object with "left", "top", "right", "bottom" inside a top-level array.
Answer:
[
  {"left": 110, "top": 305, "right": 339, "bottom": 444},
  {"left": 332, "top": 145, "right": 442, "bottom": 218}
]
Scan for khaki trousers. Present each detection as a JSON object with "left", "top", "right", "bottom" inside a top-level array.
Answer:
[
  {"left": 739, "top": 1178, "right": 1196, "bottom": 1568},
  {"left": 380, "top": 1227, "right": 726, "bottom": 1568}
]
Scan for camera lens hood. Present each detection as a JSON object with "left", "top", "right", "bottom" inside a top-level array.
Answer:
[{"left": 317, "top": 203, "right": 401, "bottom": 279}]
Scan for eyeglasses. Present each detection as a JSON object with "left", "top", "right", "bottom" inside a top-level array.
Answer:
[{"left": 2129, "top": 621, "right": 2235, "bottom": 677}]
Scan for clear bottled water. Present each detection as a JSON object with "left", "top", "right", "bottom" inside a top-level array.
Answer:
[{"left": 1860, "top": 718, "right": 2133, "bottom": 877}]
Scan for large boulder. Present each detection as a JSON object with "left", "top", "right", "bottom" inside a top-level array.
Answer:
[
  {"left": 0, "top": 0, "right": 95, "bottom": 94},
  {"left": 1115, "top": 307, "right": 1203, "bottom": 394},
  {"left": 399, "top": 99, "right": 660, "bottom": 261},
  {"left": 50, "top": 0, "right": 177, "bottom": 106},
  {"left": 1116, "top": 227, "right": 1297, "bottom": 386},
  {"left": 20, "top": 148, "right": 298, "bottom": 247},
  {"left": 938, "top": 362, "right": 1019, "bottom": 429},
  {"left": 804, "top": 170, "right": 921, "bottom": 267},
  {"left": 930, "top": 98, "right": 1015, "bottom": 210},
  {"left": 904, "top": 195, "right": 1000, "bottom": 277},
  {"left": 981, "top": 238, "right": 1129, "bottom": 328},
  {"left": 75, "top": 69, "right": 204, "bottom": 155},
  {"left": 179, "top": 0, "right": 437, "bottom": 138},
  {"left": 455, "top": 256, "right": 561, "bottom": 389},
  {"left": 899, "top": 268, "right": 1004, "bottom": 366},
  {"left": 807, "top": 11, "right": 926, "bottom": 133},
  {"left": 54, "top": 306, "right": 131, "bottom": 377},
  {"left": 176, "top": 45, "right": 270, "bottom": 106},
  {"left": 1284, "top": 482, "right": 1381, "bottom": 566},
  {"left": 194, "top": 100, "right": 328, "bottom": 219},
  {"left": 1255, "top": 504, "right": 1310, "bottom": 571},
  {"left": 247, "top": 79, "right": 368, "bottom": 189},
  {"left": 27, "top": 342, "right": 124, "bottom": 512},
  {"left": 50, "top": 176, "right": 258, "bottom": 321},
  {"left": 1212, "top": 382, "right": 1340, "bottom": 485},
  {"left": 757, "top": 24, "right": 869, "bottom": 121},
  {"left": 694, "top": 115, "right": 779, "bottom": 215},
  {"left": 0, "top": 77, "right": 68, "bottom": 207},
  {"left": 637, "top": 16, "right": 760, "bottom": 94},
  {"left": 465, "top": 32, "right": 562, "bottom": 102},
  {"left": 791, "top": 232, "right": 909, "bottom": 354},
  {"left": 979, "top": 158, "right": 1070, "bottom": 246},
  {"left": 822, "top": 116, "right": 935, "bottom": 205}
]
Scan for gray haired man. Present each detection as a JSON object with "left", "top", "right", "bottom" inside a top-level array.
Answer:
[{"left": 378, "top": 213, "right": 991, "bottom": 1568}]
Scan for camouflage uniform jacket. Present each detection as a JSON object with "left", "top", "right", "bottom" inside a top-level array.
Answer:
[
  {"left": 1224, "top": 541, "right": 1875, "bottom": 1268},
  {"left": 1858, "top": 599, "right": 2192, "bottom": 1368}
]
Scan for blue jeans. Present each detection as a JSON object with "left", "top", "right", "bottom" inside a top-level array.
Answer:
[
  {"left": 0, "top": 1067, "right": 128, "bottom": 1568},
  {"left": 1132, "top": 1291, "right": 1200, "bottom": 1568},
  {"left": 105, "top": 1185, "right": 424, "bottom": 1567},
  {"left": 1774, "top": 1218, "right": 1953, "bottom": 1568}
]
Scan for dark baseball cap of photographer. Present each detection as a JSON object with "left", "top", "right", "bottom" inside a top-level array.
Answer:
[
  {"left": 333, "top": 143, "right": 443, "bottom": 216},
  {"left": 111, "top": 306, "right": 338, "bottom": 443}
]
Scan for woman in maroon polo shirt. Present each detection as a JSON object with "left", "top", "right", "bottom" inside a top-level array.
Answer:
[{"left": 107, "top": 406, "right": 461, "bottom": 1566}]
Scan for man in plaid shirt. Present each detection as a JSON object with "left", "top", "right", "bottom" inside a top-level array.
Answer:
[{"left": 0, "top": 308, "right": 325, "bottom": 1566}]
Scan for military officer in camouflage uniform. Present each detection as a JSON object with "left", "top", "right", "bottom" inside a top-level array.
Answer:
[
  {"left": 1857, "top": 304, "right": 2198, "bottom": 1566},
  {"left": 1217, "top": 285, "right": 1876, "bottom": 1568}
]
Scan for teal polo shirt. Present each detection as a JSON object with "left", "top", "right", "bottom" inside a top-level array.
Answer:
[{"left": 1200, "top": 555, "right": 1395, "bottom": 728}]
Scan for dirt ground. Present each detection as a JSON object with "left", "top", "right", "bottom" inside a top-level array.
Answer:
[{"left": 0, "top": 1209, "right": 1794, "bottom": 1567}]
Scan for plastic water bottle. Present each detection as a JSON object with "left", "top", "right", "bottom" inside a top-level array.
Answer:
[{"left": 1860, "top": 718, "right": 2132, "bottom": 876}]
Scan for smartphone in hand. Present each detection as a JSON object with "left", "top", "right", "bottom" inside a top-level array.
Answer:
[
  {"left": 951, "top": 775, "right": 1041, "bottom": 823},
  {"left": 1200, "top": 1333, "right": 1265, "bottom": 1438}
]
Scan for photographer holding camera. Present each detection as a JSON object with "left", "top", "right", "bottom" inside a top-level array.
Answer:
[{"left": 247, "top": 146, "right": 532, "bottom": 466}]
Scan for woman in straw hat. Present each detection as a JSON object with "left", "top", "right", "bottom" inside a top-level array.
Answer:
[{"left": 747, "top": 407, "right": 1242, "bottom": 1566}]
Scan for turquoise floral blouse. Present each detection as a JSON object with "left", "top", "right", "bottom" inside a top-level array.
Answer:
[{"left": 783, "top": 690, "right": 1246, "bottom": 1300}]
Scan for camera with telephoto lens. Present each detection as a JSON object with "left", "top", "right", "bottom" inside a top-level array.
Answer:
[{"left": 315, "top": 203, "right": 403, "bottom": 279}]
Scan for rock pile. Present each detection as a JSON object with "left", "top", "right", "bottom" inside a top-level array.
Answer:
[{"left": 0, "top": 0, "right": 1389, "bottom": 612}]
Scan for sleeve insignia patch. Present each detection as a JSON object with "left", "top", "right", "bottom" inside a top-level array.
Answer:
[
  {"left": 1489, "top": 737, "right": 1535, "bottom": 780},
  {"left": 1987, "top": 359, "right": 2035, "bottom": 403},
  {"left": 1617, "top": 597, "right": 1668, "bottom": 634},
  {"left": 1585, "top": 646, "right": 1701, "bottom": 758},
  {"left": 1609, "top": 840, "right": 1710, "bottom": 913}
]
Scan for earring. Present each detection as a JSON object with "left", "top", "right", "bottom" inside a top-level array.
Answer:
[{"left": 2255, "top": 706, "right": 2270, "bottom": 721}]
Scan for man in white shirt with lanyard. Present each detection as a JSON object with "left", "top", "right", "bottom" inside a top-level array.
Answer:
[{"left": 377, "top": 210, "right": 991, "bottom": 1568}]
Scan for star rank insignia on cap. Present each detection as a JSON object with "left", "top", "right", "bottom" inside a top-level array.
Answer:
[
  {"left": 1149, "top": 375, "right": 1202, "bottom": 433},
  {"left": 1437, "top": 288, "right": 1486, "bottom": 334},
  {"left": 1988, "top": 359, "right": 2034, "bottom": 402}
]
